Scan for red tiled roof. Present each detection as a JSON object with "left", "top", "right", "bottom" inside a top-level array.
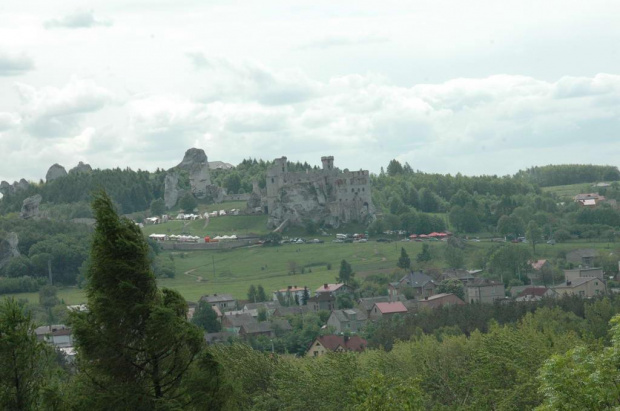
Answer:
[
  {"left": 518, "top": 287, "right": 550, "bottom": 297},
  {"left": 316, "top": 283, "right": 344, "bottom": 293},
  {"left": 315, "top": 335, "right": 367, "bottom": 352},
  {"left": 374, "top": 301, "right": 408, "bottom": 314},
  {"left": 530, "top": 259, "right": 548, "bottom": 271}
]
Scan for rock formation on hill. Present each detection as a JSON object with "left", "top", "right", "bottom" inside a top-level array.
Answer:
[
  {"left": 46, "top": 164, "right": 67, "bottom": 182},
  {"left": 0, "top": 232, "right": 20, "bottom": 270},
  {"left": 20, "top": 194, "right": 42, "bottom": 219},
  {"left": 0, "top": 179, "right": 30, "bottom": 196},
  {"left": 69, "top": 161, "right": 93, "bottom": 174},
  {"left": 163, "top": 148, "right": 225, "bottom": 208},
  {"left": 164, "top": 172, "right": 181, "bottom": 209}
]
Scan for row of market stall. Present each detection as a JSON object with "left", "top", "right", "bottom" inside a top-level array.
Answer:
[{"left": 148, "top": 234, "right": 240, "bottom": 243}]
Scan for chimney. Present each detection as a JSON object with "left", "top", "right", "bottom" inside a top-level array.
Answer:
[
  {"left": 567, "top": 281, "right": 572, "bottom": 286},
  {"left": 424, "top": 296, "right": 428, "bottom": 300},
  {"left": 214, "top": 293, "right": 217, "bottom": 296},
  {"left": 324, "top": 283, "right": 328, "bottom": 289}
]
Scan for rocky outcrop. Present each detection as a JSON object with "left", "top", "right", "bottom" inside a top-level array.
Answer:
[
  {"left": 20, "top": 194, "right": 42, "bottom": 219},
  {"left": 0, "top": 179, "right": 30, "bottom": 196},
  {"left": 0, "top": 232, "right": 20, "bottom": 270},
  {"left": 164, "top": 173, "right": 180, "bottom": 209},
  {"left": 0, "top": 181, "right": 13, "bottom": 196},
  {"left": 69, "top": 161, "right": 92, "bottom": 174},
  {"left": 16, "top": 179, "right": 29, "bottom": 191},
  {"left": 189, "top": 163, "right": 212, "bottom": 199},
  {"left": 175, "top": 148, "right": 212, "bottom": 199},
  {"left": 176, "top": 148, "right": 208, "bottom": 170},
  {"left": 46, "top": 164, "right": 67, "bottom": 182}
]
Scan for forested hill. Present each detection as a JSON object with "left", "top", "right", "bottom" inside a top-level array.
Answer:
[
  {"left": 514, "top": 164, "right": 620, "bottom": 187},
  {"left": 0, "top": 158, "right": 318, "bottom": 216}
]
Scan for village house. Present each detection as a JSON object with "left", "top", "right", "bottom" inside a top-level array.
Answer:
[
  {"left": 239, "top": 322, "right": 274, "bottom": 339},
  {"left": 357, "top": 295, "right": 407, "bottom": 316},
  {"left": 368, "top": 301, "right": 408, "bottom": 321},
  {"left": 221, "top": 313, "right": 256, "bottom": 334},
  {"left": 553, "top": 277, "right": 606, "bottom": 298},
  {"left": 315, "top": 283, "right": 353, "bottom": 297},
  {"left": 272, "top": 305, "right": 315, "bottom": 317},
  {"left": 243, "top": 301, "right": 281, "bottom": 317},
  {"left": 564, "top": 267, "right": 605, "bottom": 281},
  {"left": 465, "top": 279, "right": 506, "bottom": 304},
  {"left": 515, "top": 287, "right": 558, "bottom": 302},
  {"left": 306, "top": 335, "right": 367, "bottom": 357},
  {"left": 530, "top": 259, "right": 550, "bottom": 272},
  {"left": 200, "top": 293, "right": 237, "bottom": 312},
  {"left": 418, "top": 293, "right": 466, "bottom": 309},
  {"left": 566, "top": 249, "right": 598, "bottom": 268},
  {"left": 272, "top": 286, "right": 310, "bottom": 306},
  {"left": 306, "top": 293, "right": 336, "bottom": 311},
  {"left": 440, "top": 269, "right": 476, "bottom": 284},
  {"left": 327, "top": 308, "right": 368, "bottom": 333},
  {"left": 391, "top": 271, "right": 437, "bottom": 298}
]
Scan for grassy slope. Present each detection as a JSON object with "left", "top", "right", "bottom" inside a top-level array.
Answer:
[
  {"left": 8, "top": 237, "right": 619, "bottom": 305},
  {"left": 542, "top": 182, "right": 598, "bottom": 199}
]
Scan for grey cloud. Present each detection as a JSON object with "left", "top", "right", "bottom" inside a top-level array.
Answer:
[
  {"left": 0, "top": 52, "right": 34, "bottom": 76},
  {"left": 44, "top": 10, "right": 112, "bottom": 29}
]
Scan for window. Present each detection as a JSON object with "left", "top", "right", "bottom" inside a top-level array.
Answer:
[
  {"left": 579, "top": 291, "right": 585, "bottom": 297},
  {"left": 271, "top": 178, "right": 274, "bottom": 183}
]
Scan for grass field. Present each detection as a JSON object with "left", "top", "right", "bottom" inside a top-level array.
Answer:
[
  {"left": 542, "top": 182, "right": 599, "bottom": 199},
  {"left": 6, "top": 231, "right": 619, "bottom": 305}
]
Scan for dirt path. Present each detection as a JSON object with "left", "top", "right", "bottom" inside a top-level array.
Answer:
[{"left": 184, "top": 268, "right": 204, "bottom": 282}]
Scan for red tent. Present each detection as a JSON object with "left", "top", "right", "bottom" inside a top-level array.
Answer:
[
  {"left": 428, "top": 232, "right": 441, "bottom": 237},
  {"left": 437, "top": 232, "right": 448, "bottom": 237},
  {"left": 409, "top": 234, "right": 418, "bottom": 238},
  {"left": 418, "top": 234, "right": 429, "bottom": 238}
]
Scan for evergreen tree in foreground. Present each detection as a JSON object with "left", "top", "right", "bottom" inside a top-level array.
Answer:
[
  {"left": 0, "top": 298, "right": 53, "bottom": 410},
  {"left": 70, "top": 191, "right": 208, "bottom": 409}
]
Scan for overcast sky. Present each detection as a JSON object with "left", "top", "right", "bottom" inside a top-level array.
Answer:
[{"left": 1, "top": 0, "right": 620, "bottom": 183}]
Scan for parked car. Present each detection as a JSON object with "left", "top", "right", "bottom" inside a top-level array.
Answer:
[{"left": 376, "top": 238, "right": 391, "bottom": 243}]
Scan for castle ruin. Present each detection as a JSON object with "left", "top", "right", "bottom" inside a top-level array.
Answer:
[{"left": 265, "top": 156, "right": 374, "bottom": 228}]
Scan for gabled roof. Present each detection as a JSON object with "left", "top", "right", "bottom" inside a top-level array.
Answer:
[
  {"left": 418, "top": 293, "right": 465, "bottom": 308},
  {"left": 530, "top": 260, "right": 548, "bottom": 271},
  {"left": 316, "top": 283, "right": 346, "bottom": 293},
  {"left": 313, "top": 335, "right": 367, "bottom": 352},
  {"left": 554, "top": 277, "right": 601, "bottom": 289},
  {"left": 399, "top": 271, "right": 435, "bottom": 288},
  {"left": 200, "top": 294, "right": 236, "bottom": 303},
  {"left": 244, "top": 301, "right": 281, "bottom": 311},
  {"left": 240, "top": 322, "right": 273, "bottom": 335},
  {"left": 466, "top": 278, "right": 503, "bottom": 288},
  {"left": 374, "top": 301, "right": 408, "bottom": 314},
  {"left": 330, "top": 308, "right": 368, "bottom": 323},
  {"left": 517, "top": 287, "right": 552, "bottom": 297}
]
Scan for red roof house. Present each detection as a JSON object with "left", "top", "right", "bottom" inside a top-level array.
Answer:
[
  {"left": 369, "top": 301, "right": 408, "bottom": 320},
  {"left": 306, "top": 335, "right": 368, "bottom": 357}
]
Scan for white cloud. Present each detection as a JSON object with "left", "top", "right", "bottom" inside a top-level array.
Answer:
[
  {"left": 187, "top": 55, "right": 320, "bottom": 105},
  {"left": 44, "top": 10, "right": 112, "bottom": 29},
  {"left": 0, "top": 51, "right": 34, "bottom": 76},
  {"left": 0, "top": 112, "right": 21, "bottom": 131},
  {"left": 297, "top": 34, "right": 389, "bottom": 50},
  {"left": 15, "top": 78, "right": 116, "bottom": 138}
]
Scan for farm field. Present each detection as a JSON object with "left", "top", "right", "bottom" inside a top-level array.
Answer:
[
  {"left": 6, "top": 237, "right": 618, "bottom": 305},
  {"left": 542, "top": 182, "right": 600, "bottom": 199}
]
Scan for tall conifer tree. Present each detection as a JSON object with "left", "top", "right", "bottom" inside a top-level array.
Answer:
[{"left": 71, "top": 191, "right": 205, "bottom": 409}]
